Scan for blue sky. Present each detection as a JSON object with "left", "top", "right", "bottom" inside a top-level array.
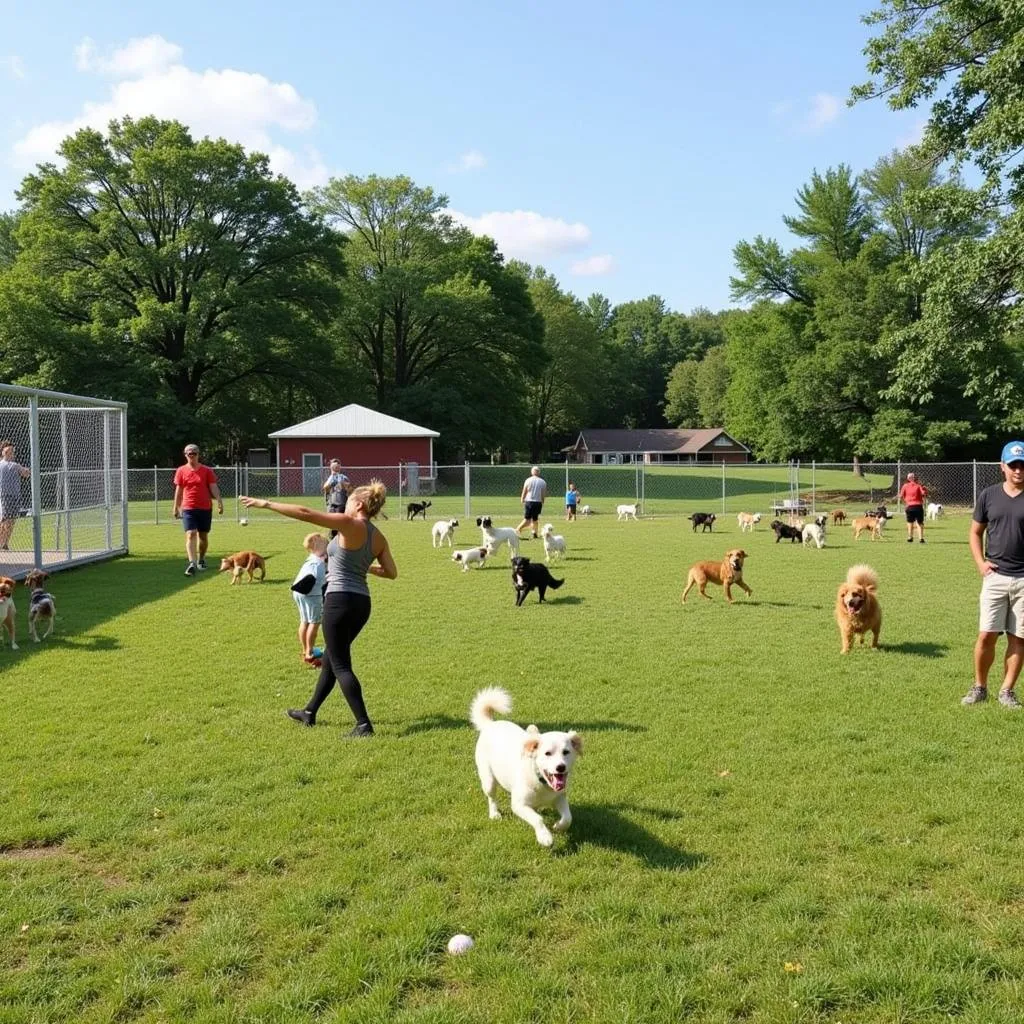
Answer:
[{"left": 0, "top": 0, "right": 923, "bottom": 312}]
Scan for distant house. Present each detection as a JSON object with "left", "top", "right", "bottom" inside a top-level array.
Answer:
[
  {"left": 563, "top": 428, "right": 750, "bottom": 465},
  {"left": 268, "top": 404, "right": 439, "bottom": 495}
]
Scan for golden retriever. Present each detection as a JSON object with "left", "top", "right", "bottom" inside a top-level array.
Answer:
[
  {"left": 835, "top": 564, "right": 881, "bottom": 653},
  {"left": 682, "top": 549, "right": 751, "bottom": 604},
  {"left": 851, "top": 516, "right": 883, "bottom": 541},
  {"left": 218, "top": 550, "right": 267, "bottom": 584}
]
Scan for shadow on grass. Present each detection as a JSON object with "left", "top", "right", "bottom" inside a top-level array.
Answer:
[
  {"left": 533, "top": 719, "right": 647, "bottom": 734},
  {"left": 399, "top": 715, "right": 645, "bottom": 737},
  {"left": 399, "top": 714, "right": 466, "bottom": 736},
  {"left": 560, "top": 802, "right": 707, "bottom": 870},
  {"left": 881, "top": 640, "right": 950, "bottom": 658}
]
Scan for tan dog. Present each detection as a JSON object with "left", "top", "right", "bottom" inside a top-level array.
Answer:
[
  {"left": 0, "top": 579, "right": 16, "bottom": 649},
  {"left": 835, "top": 565, "right": 881, "bottom": 653},
  {"left": 682, "top": 549, "right": 751, "bottom": 604},
  {"left": 736, "top": 512, "right": 761, "bottom": 532},
  {"left": 24, "top": 569, "right": 55, "bottom": 642},
  {"left": 851, "top": 516, "right": 883, "bottom": 541},
  {"left": 832, "top": 509, "right": 846, "bottom": 525},
  {"left": 218, "top": 551, "right": 267, "bottom": 584}
]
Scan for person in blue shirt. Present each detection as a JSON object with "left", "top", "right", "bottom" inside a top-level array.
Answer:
[{"left": 565, "top": 481, "right": 580, "bottom": 521}]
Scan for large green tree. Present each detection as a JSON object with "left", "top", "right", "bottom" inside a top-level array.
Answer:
[
  {"left": 0, "top": 117, "right": 341, "bottom": 461},
  {"left": 854, "top": 0, "right": 1024, "bottom": 424},
  {"left": 308, "top": 175, "right": 544, "bottom": 457}
]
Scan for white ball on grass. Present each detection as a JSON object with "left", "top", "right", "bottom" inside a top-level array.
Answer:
[
  {"left": 447, "top": 933, "right": 474, "bottom": 955},
  {"left": 239, "top": 518, "right": 248, "bottom": 526}
]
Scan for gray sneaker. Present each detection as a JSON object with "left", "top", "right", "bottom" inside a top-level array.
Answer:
[
  {"left": 197, "top": 559, "right": 207, "bottom": 571},
  {"left": 185, "top": 561, "right": 197, "bottom": 577},
  {"left": 961, "top": 685, "right": 988, "bottom": 705},
  {"left": 999, "top": 689, "right": 1022, "bottom": 710}
]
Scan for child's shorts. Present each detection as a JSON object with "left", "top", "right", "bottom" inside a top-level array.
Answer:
[{"left": 293, "top": 591, "right": 323, "bottom": 624}]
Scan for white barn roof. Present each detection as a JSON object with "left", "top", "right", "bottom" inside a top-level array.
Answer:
[{"left": 269, "top": 404, "right": 439, "bottom": 440}]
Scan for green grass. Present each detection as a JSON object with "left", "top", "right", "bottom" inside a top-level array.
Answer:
[{"left": 3, "top": 511, "right": 1024, "bottom": 1023}]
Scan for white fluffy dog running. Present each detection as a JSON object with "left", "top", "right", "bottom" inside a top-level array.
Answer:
[
  {"left": 452, "top": 547, "right": 488, "bottom": 571},
  {"left": 476, "top": 516, "right": 520, "bottom": 561},
  {"left": 616, "top": 503, "right": 638, "bottom": 521},
  {"left": 470, "top": 687, "right": 582, "bottom": 847},
  {"left": 540, "top": 523, "right": 566, "bottom": 562},
  {"left": 927, "top": 502, "right": 944, "bottom": 521},
  {"left": 579, "top": 504, "right": 592, "bottom": 517},
  {"left": 431, "top": 518, "right": 459, "bottom": 548},
  {"left": 802, "top": 522, "right": 826, "bottom": 549}
]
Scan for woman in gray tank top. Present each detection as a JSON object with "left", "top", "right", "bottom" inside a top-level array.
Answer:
[{"left": 241, "top": 479, "right": 397, "bottom": 736}]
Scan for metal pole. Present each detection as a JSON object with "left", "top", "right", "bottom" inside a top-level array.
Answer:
[
  {"left": 464, "top": 461, "right": 471, "bottom": 520},
  {"left": 811, "top": 461, "right": 816, "bottom": 515},
  {"left": 60, "top": 408, "right": 71, "bottom": 558},
  {"left": 973, "top": 460, "right": 978, "bottom": 509},
  {"left": 28, "top": 396, "right": 42, "bottom": 569},
  {"left": 154, "top": 466, "right": 159, "bottom": 524},
  {"left": 897, "top": 459, "right": 902, "bottom": 509},
  {"left": 103, "top": 411, "right": 112, "bottom": 550},
  {"left": 120, "top": 406, "right": 128, "bottom": 551},
  {"left": 235, "top": 464, "right": 240, "bottom": 521},
  {"left": 721, "top": 460, "right": 726, "bottom": 514}
]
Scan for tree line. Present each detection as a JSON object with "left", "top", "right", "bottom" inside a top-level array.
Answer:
[{"left": 1, "top": 1, "right": 1021, "bottom": 465}]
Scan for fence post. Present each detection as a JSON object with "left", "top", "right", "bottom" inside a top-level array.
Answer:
[
  {"left": 897, "top": 459, "right": 902, "bottom": 508},
  {"left": 811, "top": 461, "right": 816, "bottom": 514},
  {"left": 641, "top": 462, "right": 646, "bottom": 515},
  {"left": 973, "top": 460, "right": 978, "bottom": 509},
  {"left": 235, "top": 464, "right": 240, "bottom": 521},
  {"left": 28, "top": 395, "right": 42, "bottom": 570},
  {"left": 721, "top": 461, "right": 726, "bottom": 514},
  {"left": 153, "top": 466, "right": 159, "bottom": 524},
  {"left": 464, "top": 461, "right": 471, "bottom": 520}
]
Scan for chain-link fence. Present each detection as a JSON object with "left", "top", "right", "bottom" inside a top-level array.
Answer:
[
  {"left": 0, "top": 384, "right": 127, "bottom": 578},
  {"left": 125, "top": 459, "right": 996, "bottom": 525}
]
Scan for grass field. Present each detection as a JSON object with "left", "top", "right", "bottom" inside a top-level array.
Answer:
[{"left": 3, "top": 510, "right": 1024, "bottom": 1023}]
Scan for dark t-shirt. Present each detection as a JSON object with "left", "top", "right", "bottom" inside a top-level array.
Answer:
[{"left": 973, "top": 483, "right": 1024, "bottom": 577}]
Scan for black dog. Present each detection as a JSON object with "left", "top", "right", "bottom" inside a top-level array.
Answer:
[
  {"left": 511, "top": 556, "right": 564, "bottom": 606},
  {"left": 688, "top": 512, "right": 716, "bottom": 532},
  {"left": 406, "top": 500, "right": 432, "bottom": 521},
  {"left": 865, "top": 505, "right": 889, "bottom": 520},
  {"left": 771, "top": 519, "right": 802, "bottom": 543}
]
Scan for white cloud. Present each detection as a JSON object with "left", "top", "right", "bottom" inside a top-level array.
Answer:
[
  {"left": 12, "top": 35, "right": 326, "bottom": 188},
  {"left": 799, "top": 92, "right": 842, "bottom": 134},
  {"left": 448, "top": 149, "right": 486, "bottom": 173},
  {"left": 0, "top": 56, "right": 25, "bottom": 80},
  {"left": 570, "top": 254, "right": 615, "bottom": 276},
  {"left": 449, "top": 208, "right": 591, "bottom": 259}
]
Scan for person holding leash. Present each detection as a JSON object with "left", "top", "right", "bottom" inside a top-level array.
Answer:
[{"left": 241, "top": 479, "right": 397, "bottom": 737}]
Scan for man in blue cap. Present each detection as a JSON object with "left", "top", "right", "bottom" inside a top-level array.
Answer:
[{"left": 963, "top": 441, "right": 1024, "bottom": 708}]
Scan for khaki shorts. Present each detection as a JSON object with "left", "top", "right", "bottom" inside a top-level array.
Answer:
[{"left": 979, "top": 572, "right": 1024, "bottom": 637}]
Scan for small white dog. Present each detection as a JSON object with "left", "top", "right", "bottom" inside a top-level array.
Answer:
[
  {"left": 737, "top": 512, "right": 761, "bottom": 532},
  {"left": 452, "top": 547, "right": 488, "bottom": 572},
  {"left": 802, "top": 522, "right": 826, "bottom": 549},
  {"left": 579, "top": 504, "right": 592, "bottom": 516},
  {"left": 927, "top": 502, "right": 943, "bottom": 520},
  {"left": 431, "top": 518, "right": 459, "bottom": 548},
  {"left": 470, "top": 687, "right": 582, "bottom": 847},
  {"left": 540, "top": 523, "right": 566, "bottom": 562},
  {"left": 616, "top": 503, "right": 638, "bottom": 521},
  {"left": 476, "top": 516, "right": 520, "bottom": 561}
]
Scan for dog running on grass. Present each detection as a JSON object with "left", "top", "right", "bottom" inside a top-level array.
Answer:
[
  {"left": 682, "top": 549, "right": 751, "bottom": 604},
  {"left": 511, "top": 556, "right": 564, "bottom": 606},
  {"left": 24, "top": 569, "right": 55, "bottom": 642},
  {"left": 835, "top": 564, "right": 882, "bottom": 653},
  {"left": 218, "top": 550, "right": 267, "bottom": 584},
  {"left": 470, "top": 686, "right": 582, "bottom": 847}
]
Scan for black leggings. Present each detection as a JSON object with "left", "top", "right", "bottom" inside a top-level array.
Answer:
[{"left": 306, "top": 592, "right": 372, "bottom": 725}]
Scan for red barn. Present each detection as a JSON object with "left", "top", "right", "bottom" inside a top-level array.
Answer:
[{"left": 268, "top": 404, "right": 440, "bottom": 496}]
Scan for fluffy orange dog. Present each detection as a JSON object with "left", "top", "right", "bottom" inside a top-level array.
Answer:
[
  {"left": 835, "top": 564, "right": 881, "bottom": 653},
  {"left": 682, "top": 549, "right": 751, "bottom": 604},
  {"left": 851, "top": 516, "right": 883, "bottom": 541},
  {"left": 218, "top": 550, "right": 267, "bottom": 584}
]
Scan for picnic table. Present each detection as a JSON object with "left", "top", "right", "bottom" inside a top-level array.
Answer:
[{"left": 770, "top": 500, "right": 810, "bottom": 517}]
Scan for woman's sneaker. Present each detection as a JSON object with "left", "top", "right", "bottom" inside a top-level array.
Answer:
[
  {"left": 286, "top": 708, "right": 315, "bottom": 727},
  {"left": 961, "top": 685, "right": 988, "bottom": 705}
]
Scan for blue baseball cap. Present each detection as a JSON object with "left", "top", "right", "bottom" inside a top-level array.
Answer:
[{"left": 1001, "top": 441, "right": 1024, "bottom": 464}]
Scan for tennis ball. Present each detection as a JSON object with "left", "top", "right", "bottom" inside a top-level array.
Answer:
[
  {"left": 447, "top": 934, "right": 474, "bottom": 955},
  {"left": 239, "top": 518, "right": 249, "bottom": 526}
]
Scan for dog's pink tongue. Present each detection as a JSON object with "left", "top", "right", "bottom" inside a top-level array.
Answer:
[{"left": 549, "top": 774, "right": 566, "bottom": 792}]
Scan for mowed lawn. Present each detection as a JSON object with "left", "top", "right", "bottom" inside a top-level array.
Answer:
[{"left": 4, "top": 510, "right": 1024, "bottom": 1024}]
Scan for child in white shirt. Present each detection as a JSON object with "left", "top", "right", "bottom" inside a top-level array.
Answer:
[{"left": 291, "top": 532, "right": 327, "bottom": 665}]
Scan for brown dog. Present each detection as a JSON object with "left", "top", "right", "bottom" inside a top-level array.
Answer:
[
  {"left": 219, "top": 550, "right": 267, "bottom": 584},
  {"left": 831, "top": 509, "right": 846, "bottom": 525},
  {"left": 835, "top": 564, "right": 881, "bottom": 653},
  {"left": 682, "top": 549, "right": 751, "bottom": 604},
  {"left": 24, "top": 569, "right": 55, "bottom": 642},
  {"left": 851, "top": 516, "right": 883, "bottom": 541}
]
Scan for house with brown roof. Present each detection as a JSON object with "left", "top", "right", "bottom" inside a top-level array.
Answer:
[{"left": 563, "top": 428, "right": 750, "bottom": 465}]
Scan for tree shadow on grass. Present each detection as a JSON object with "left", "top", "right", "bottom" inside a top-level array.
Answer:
[
  {"left": 881, "top": 640, "right": 950, "bottom": 658},
  {"left": 558, "top": 802, "right": 707, "bottom": 870},
  {"left": 399, "top": 715, "right": 646, "bottom": 738}
]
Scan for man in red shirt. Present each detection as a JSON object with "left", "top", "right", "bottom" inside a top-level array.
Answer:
[
  {"left": 172, "top": 444, "right": 223, "bottom": 576},
  {"left": 898, "top": 472, "right": 929, "bottom": 544}
]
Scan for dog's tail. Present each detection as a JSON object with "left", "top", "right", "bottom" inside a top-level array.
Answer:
[
  {"left": 470, "top": 687, "right": 512, "bottom": 731},
  {"left": 549, "top": 576, "right": 565, "bottom": 590},
  {"left": 846, "top": 564, "right": 879, "bottom": 592}
]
